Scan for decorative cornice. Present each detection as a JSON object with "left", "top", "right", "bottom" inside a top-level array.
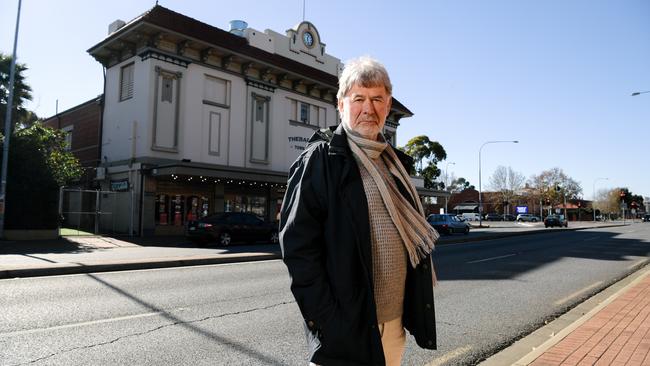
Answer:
[
  {"left": 139, "top": 47, "right": 192, "bottom": 68},
  {"left": 385, "top": 120, "right": 399, "bottom": 129},
  {"left": 246, "top": 78, "right": 276, "bottom": 92}
]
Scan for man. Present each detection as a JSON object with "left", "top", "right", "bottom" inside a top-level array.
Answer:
[{"left": 280, "top": 57, "right": 439, "bottom": 366}]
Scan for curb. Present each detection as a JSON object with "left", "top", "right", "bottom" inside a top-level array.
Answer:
[
  {"left": 478, "top": 260, "right": 650, "bottom": 366},
  {"left": 0, "top": 252, "right": 281, "bottom": 279},
  {"left": 439, "top": 223, "right": 626, "bottom": 245}
]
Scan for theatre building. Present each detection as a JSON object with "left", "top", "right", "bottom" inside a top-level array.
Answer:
[{"left": 84, "top": 5, "right": 413, "bottom": 236}]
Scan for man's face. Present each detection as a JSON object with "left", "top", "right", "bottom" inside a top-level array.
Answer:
[{"left": 338, "top": 84, "right": 392, "bottom": 140}]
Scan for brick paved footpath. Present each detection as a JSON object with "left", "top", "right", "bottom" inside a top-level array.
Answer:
[{"left": 530, "top": 273, "right": 650, "bottom": 366}]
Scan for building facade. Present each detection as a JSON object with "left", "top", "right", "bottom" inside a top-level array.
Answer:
[{"left": 86, "top": 5, "right": 413, "bottom": 235}]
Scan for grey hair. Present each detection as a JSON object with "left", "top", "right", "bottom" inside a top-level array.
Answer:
[{"left": 336, "top": 56, "right": 392, "bottom": 101}]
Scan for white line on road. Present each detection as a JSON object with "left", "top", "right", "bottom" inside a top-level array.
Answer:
[
  {"left": 0, "top": 311, "right": 165, "bottom": 338},
  {"left": 553, "top": 281, "right": 603, "bottom": 306},
  {"left": 466, "top": 254, "right": 517, "bottom": 264},
  {"left": 426, "top": 345, "right": 473, "bottom": 366}
]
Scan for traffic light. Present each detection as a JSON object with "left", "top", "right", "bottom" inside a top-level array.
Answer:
[{"left": 556, "top": 185, "right": 561, "bottom": 192}]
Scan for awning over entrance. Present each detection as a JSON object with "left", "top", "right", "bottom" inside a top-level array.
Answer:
[
  {"left": 151, "top": 164, "right": 288, "bottom": 184},
  {"left": 453, "top": 204, "right": 478, "bottom": 211}
]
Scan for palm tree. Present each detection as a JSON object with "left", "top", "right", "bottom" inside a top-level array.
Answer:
[{"left": 1, "top": 53, "right": 35, "bottom": 133}]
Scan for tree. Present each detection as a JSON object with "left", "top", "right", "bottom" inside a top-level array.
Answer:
[
  {"left": 0, "top": 123, "right": 82, "bottom": 229},
  {"left": 401, "top": 135, "right": 446, "bottom": 189},
  {"left": 447, "top": 176, "right": 475, "bottom": 192},
  {"left": 0, "top": 53, "right": 35, "bottom": 132},
  {"left": 488, "top": 166, "right": 525, "bottom": 213},
  {"left": 528, "top": 168, "right": 583, "bottom": 214}
]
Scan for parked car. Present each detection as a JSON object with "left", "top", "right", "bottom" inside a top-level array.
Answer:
[
  {"left": 503, "top": 214, "right": 516, "bottom": 221},
  {"left": 427, "top": 214, "right": 470, "bottom": 235},
  {"left": 484, "top": 213, "right": 504, "bottom": 221},
  {"left": 643, "top": 214, "right": 650, "bottom": 222},
  {"left": 186, "top": 212, "right": 279, "bottom": 246},
  {"left": 544, "top": 215, "right": 568, "bottom": 228},
  {"left": 516, "top": 214, "right": 540, "bottom": 222},
  {"left": 461, "top": 212, "right": 481, "bottom": 222}
]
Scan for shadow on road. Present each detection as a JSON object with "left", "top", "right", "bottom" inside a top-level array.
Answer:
[{"left": 434, "top": 228, "right": 650, "bottom": 282}]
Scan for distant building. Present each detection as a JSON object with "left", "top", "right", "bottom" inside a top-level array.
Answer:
[{"left": 83, "top": 5, "right": 414, "bottom": 235}]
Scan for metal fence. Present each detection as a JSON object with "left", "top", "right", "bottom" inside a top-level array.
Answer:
[{"left": 59, "top": 188, "right": 134, "bottom": 236}]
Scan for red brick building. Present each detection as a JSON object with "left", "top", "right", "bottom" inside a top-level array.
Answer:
[{"left": 43, "top": 96, "right": 103, "bottom": 187}]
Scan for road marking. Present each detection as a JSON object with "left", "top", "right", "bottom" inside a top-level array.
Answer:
[
  {"left": 466, "top": 254, "right": 517, "bottom": 264},
  {"left": 554, "top": 281, "right": 603, "bottom": 306},
  {"left": 0, "top": 311, "right": 165, "bottom": 338},
  {"left": 425, "top": 345, "right": 473, "bottom": 366}
]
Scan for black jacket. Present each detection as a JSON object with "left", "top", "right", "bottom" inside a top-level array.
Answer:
[{"left": 280, "top": 125, "right": 436, "bottom": 366}]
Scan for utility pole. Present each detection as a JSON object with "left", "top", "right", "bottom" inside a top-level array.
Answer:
[{"left": 0, "top": 0, "right": 23, "bottom": 239}]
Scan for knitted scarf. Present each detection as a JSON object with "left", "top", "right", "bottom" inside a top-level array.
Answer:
[{"left": 342, "top": 123, "right": 440, "bottom": 269}]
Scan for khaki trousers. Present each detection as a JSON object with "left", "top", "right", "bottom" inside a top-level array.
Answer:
[
  {"left": 378, "top": 317, "right": 406, "bottom": 366},
  {"left": 309, "top": 317, "right": 406, "bottom": 366}
]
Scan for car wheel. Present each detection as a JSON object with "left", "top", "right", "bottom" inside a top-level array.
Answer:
[
  {"left": 218, "top": 232, "right": 232, "bottom": 246},
  {"left": 270, "top": 231, "right": 279, "bottom": 244}
]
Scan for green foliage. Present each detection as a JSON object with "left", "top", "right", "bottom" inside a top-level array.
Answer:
[
  {"left": 1, "top": 53, "right": 35, "bottom": 132},
  {"left": 448, "top": 177, "right": 475, "bottom": 192},
  {"left": 1, "top": 124, "right": 82, "bottom": 229},
  {"left": 401, "top": 135, "right": 447, "bottom": 188}
]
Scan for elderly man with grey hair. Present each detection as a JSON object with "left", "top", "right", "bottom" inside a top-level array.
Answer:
[{"left": 280, "top": 56, "right": 439, "bottom": 366}]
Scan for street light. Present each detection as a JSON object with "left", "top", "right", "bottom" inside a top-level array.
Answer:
[
  {"left": 631, "top": 91, "right": 650, "bottom": 96},
  {"left": 592, "top": 177, "right": 608, "bottom": 221},
  {"left": 479, "top": 140, "right": 519, "bottom": 227},
  {"left": 444, "top": 162, "right": 455, "bottom": 214}
]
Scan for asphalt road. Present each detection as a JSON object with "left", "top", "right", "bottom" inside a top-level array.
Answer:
[{"left": 1, "top": 223, "right": 648, "bottom": 365}]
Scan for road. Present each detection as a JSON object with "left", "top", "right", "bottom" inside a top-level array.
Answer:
[{"left": 1, "top": 223, "right": 648, "bottom": 365}]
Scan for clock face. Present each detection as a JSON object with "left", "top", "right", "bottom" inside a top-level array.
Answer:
[{"left": 303, "top": 31, "right": 314, "bottom": 47}]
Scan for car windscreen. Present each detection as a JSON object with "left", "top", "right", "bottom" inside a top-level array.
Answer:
[{"left": 428, "top": 214, "right": 445, "bottom": 222}]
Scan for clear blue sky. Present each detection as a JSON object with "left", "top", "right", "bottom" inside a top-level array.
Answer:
[{"left": 2, "top": 0, "right": 649, "bottom": 200}]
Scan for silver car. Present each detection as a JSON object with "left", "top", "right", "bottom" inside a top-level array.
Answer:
[
  {"left": 516, "top": 214, "right": 540, "bottom": 222},
  {"left": 427, "top": 214, "right": 470, "bottom": 235}
]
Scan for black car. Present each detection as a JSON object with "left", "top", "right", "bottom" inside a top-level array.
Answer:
[
  {"left": 503, "top": 214, "right": 516, "bottom": 221},
  {"left": 643, "top": 214, "right": 650, "bottom": 222},
  {"left": 484, "top": 213, "right": 504, "bottom": 221},
  {"left": 427, "top": 214, "right": 470, "bottom": 235},
  {"left": 544, "top": 215, "right": 568, "bottom": 228},
  {"left": 186, "top": 212, "right": 279, "bottom": 246}
]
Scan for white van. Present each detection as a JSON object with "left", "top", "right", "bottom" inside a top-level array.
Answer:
[{"left": 461, "top": 213, "right": 481, "bottom": 221}]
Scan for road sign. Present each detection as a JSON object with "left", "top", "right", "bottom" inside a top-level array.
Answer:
[{"left": 620, "top": 202, "right": 628, "bottom": 210}]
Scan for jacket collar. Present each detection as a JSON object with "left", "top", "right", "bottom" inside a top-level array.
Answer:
[{"left": 326, "top": 124, "right": 414, "bottom": 172}]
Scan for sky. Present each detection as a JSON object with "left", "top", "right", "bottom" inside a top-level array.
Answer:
[{"left": 2, "top": 0, "right": 649, "bottom": 200}]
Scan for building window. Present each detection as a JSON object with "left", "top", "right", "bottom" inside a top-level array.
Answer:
[
  {"left": 62, "top": 125, "right": 73, "bottom": 151},
  {"left": 119, "top": 63, "right": 134, "bottom": 101},
  {"left": 203, "top": 75, "right": 230, "bottom": 107},
  {"left": 250, "top": 93, "right": 270, "bottom": 163},
  {"left": 161, "top": 75, "right": 173, "bottom": 103},
  {"left": 289, "top": 98, "right": 326, "bottom": 127},
  {"left": 300, "top": 102, "right": 310, "bottom": 123}
]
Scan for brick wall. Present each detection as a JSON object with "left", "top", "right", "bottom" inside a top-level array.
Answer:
[{"left": 43, "top": 96, "right": 102, "bottom": 168}]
